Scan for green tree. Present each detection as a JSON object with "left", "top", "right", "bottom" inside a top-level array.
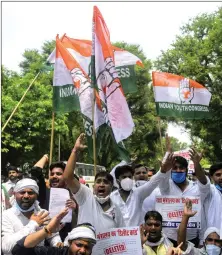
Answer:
[{"left": 155, "top": 7, "right": 222, "bottom": 162}]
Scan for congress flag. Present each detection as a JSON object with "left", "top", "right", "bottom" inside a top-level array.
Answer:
[
  {"left": 92, "top": 6, "right": 134, "bottom": 144},
  {"left": 152, "top": 72, "right": 212, "bottom": 119}
]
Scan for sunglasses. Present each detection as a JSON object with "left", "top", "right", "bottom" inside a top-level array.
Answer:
[{"left": 206, "top": 237, "right": 222, "bottom": 244}]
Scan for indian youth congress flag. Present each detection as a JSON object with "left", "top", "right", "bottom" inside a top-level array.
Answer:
[
  {"left": 152, "top": 72, "right": 212, "bottom": 119},
  {"left": 54, "top": 35, "right": 105, "bottom": 145},
  {"left": 92, "top": 5, "right": 134, "bottom": 146},
  {"left": 48, "top": 35, "right": 143, "bottom": 113}
]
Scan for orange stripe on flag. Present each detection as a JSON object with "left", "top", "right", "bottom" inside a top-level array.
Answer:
[{"left": 152, "top": 71, "right": 205, "bottom": 89}]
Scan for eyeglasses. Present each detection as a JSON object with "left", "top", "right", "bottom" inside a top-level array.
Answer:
[{"left": 206, "top": 237, "right": 222, "bottom": 245}]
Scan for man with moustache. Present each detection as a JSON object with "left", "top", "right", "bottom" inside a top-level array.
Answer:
[{"left": 1, "top": 178, "right": 61, "bottom": 255}]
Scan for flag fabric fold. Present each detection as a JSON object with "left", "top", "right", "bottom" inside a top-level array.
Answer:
[{"left": 152, "top": 71, "right": 212, "bottom": 119}]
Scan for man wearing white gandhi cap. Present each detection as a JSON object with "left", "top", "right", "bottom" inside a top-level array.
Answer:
[
  {"left": 11, "top": 207, "right": 97, "bottom": 255},
  {"left": 2, "top": 178, "right": 62, "bottom": 255}
]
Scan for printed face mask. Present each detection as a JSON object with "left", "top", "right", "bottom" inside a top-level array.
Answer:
[
  {"left": 121, "top": 178, "right": 134, "bottom": 191},
  {"left": 171, "top": 172, "right": 186, "bottom": 184},
  {"left": 215, "top": 184, "right": 222, "bottom": 193},
  {"left": 205, "top": 244, "right": 221, "bottom": 255}
]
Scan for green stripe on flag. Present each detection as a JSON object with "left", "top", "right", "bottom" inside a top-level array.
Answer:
[
  {"left": 156, "top": 102, "right": 211, "bottom": 119},
  {"left": 53, "top": 85, "right": 80, "bottom": 113}
]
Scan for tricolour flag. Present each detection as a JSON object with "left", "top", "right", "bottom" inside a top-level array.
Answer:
[
  {"left": 92, "top": 6, "right": 134, "bottom": 160},
  {"left": 48, "top": 35, "right": 143, "bottom": 113},
  {"left": 54, "top": 35, "right": 106, "bottom": 158},
  {"left": 152, "top": 72, "right": 212, "bottom": 119}
]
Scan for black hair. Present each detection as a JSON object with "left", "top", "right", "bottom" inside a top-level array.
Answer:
[
  {"left": 49, "top": 161, "right": 66, "bottom": 172},
  {"left": 148, "top": 168, "right": 156, "bottom": 174},
  {"left": 7, "top": 166, "right": 18, "bottom": 172},
  {"left": 145, "top": 211, "right": 163, "bottom": 223},
  {"left": 174, "top": 156, "right": 188, "bottom": 169},
  {"left": 115, "top": 165, "right": 134, "bottom": 180},
  {"left": 134, "top": 164, "right": 148, "bottom": 171},
  {"left": 209, "top": 163, "right": 222, "bottom": 176},
  {"left": 95, "top": 172, "right": 114, "bottom": 185}
]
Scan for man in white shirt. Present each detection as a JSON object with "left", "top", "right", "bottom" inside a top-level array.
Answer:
[
  {"left": 2, "top": 178, "right": 61, "bottom": 255},
  {"left": 110, "top": 155, "right": 173, "bottom": 227},
  {"left": 178, "top": 199, "right": 222, "bottom": 255},
  {"left": 159, "top": 149, "right": 210, "bottom": 247},
  {"left": 133, "top": 164, "right": 149, "bottom": 188},
  {"left": 2, "top": 166, "right": 19, "bottom": 194},
  {"left": 204, "top": 163, "right": 222, "bottom": 231},
  {"left": 63, "top": 134, "right": 125, "bottom": 234}
]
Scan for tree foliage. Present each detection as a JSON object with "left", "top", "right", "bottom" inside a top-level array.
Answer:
[
  {"left": 1, "top": 41, "right": 165, "bottom": 171},
  {"left": 155, "top": 7, "right": 222, "bottom": 162}
]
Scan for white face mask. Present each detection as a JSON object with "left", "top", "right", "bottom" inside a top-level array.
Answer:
[
  {"left": 135, "top": 180, "right": 147, "bottom": 187},
  {"left": 120, "top": 178, "right": 134, "bottom": 191},
  {"left": 94, "top": 195, "right": 110, "bottom": 204},
  {"left": 205, "top": 244, "right": 221, "bottom": 255}
]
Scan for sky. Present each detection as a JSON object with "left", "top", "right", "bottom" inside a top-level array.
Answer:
[{"left": 2, "top": 1, "right": 221, "bottom": 144}]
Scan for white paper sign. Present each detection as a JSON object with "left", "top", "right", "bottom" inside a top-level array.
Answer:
[
  {"left": 92, "top": 227, "right": 142, "bottom": 255},
  {"left": 49, "top": 188, "right": 72, "bottom": 223},
  {"left": 155, "top": 196, "right": 201, "bottom": 229}
]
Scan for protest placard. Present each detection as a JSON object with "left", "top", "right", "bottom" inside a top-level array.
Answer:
[
  {"left": 49, "top": 188, "right": 72, "bottom": 223},
  {"left": 155, "top": 196, "right": 201, "bottom": 229},
  {"left": 92, "top": 227, "right": 142, "bottom": 255}
]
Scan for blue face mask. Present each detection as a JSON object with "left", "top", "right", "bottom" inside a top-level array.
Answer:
[
  {"left": 215, "top": 184, "right": 222, "bottom": 192},
  {"left": 205, "top": 244, "right": 221, "bottom": 255},
  {"left": 171, "top": 172, "right": 186, "bottom": 184}
]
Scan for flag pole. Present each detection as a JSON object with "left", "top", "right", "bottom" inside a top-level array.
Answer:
[
  {"left": 49, "top": 112, "right": 55, "bottom": 176},
  {"left": 157, "top": 117, "right": 164, "bottom": 156},
  {"left": 2, "top": 71, "right": 41, "bottom": 132},
  {"left": 58, "top": 134, "right": 61, "bottom": 161},
  {"left": 92, "top": 11, "right": 97, "bottom": 177}
]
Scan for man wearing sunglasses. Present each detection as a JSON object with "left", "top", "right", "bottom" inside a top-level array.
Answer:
[
  {"left": 178, "top": 199, "right": 222, "bottom": 255},
  {"left": 140, "top": 211, "right": 173, "bottom": 254}
]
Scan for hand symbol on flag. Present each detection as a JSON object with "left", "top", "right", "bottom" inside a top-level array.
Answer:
[{"left": 179, "top": 78, "right": 194, "bottom": 104}]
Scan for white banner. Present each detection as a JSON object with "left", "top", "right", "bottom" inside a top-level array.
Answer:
[
  {"left": 155, "top": 196, "right": 201, "bottom": 229},
  {"left": 92, "top": 227, "right": 142, "bottom": 255}
]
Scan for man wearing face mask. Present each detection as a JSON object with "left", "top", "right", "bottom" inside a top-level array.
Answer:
[
  {"left": 203, "top": 163, "right": 222, "bottom": 232},
  {"left": 2, "top": 178, "right": 62, "bottom": 255},
  {"left": 178, "top": 199, "right": 222, "bottom": 255},
  {"left": 159, "top": 149, "right": 210, "bottom": 247},
  {"left": 110, "top": 154, "right": 173, "bottom": 227},
  {"left": 63, "top": 134, "right": 125, "bottom": 235}
]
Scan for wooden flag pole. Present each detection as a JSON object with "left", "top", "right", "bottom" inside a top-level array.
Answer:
[
  {"left": 2, "top": 72, "right": 41, "bottom": 132},
  {"left": 157, "top": 117, "right": 164, "bottom": 156},
  {"left": 49, "top": 112, "right": 55, "bottom": 177}
]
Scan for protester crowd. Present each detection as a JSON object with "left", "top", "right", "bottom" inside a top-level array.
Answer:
[{"left": 1, "top": 134, "right": 222, "bottom": 255}]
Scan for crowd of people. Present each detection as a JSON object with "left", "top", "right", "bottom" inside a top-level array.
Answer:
[{"left": 1, "top": 133, "right": 222, "bottom": 255}]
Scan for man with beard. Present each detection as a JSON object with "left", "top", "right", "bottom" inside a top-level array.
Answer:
[
  {"left": 11, "top": 208, "right": 97, "bottom": 255},
  {"left": 140, "top": 211, "right": 173, "bottom": 255},
  {"left": 2, "top": 178, "right": 61, "bottom": 255},
  {"left": 203, "top": 163, "right": 222, "bottom": 231},
  {"left": 63, "top": 134, "right": 125, "bottom": 234},
  {"left": 3, "top": 166, "right": 19, "bottom": 194},
  {"left": 31, "top": 155, "right": 78, "bottom": 242}
]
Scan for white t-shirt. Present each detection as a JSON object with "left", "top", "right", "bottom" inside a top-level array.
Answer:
[
  {"left": 204, "top": 184, "right": 222, "bottom": 230},
  {"left": 73, "top": 184, "right": 125, "bottom": 234},
  {"left": 110, "top": 171, "right": 168, "bottom": 227}
]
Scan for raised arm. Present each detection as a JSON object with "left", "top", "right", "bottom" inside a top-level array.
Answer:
[
  {"left": 189, "top": 148, "right": 207, "bottom": 185},
  {"left": 178, "top": 199, "right": 197, "bottom": 252},
  {"left": 63, "top": 134, "right": 87, "bottom": 194}
]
